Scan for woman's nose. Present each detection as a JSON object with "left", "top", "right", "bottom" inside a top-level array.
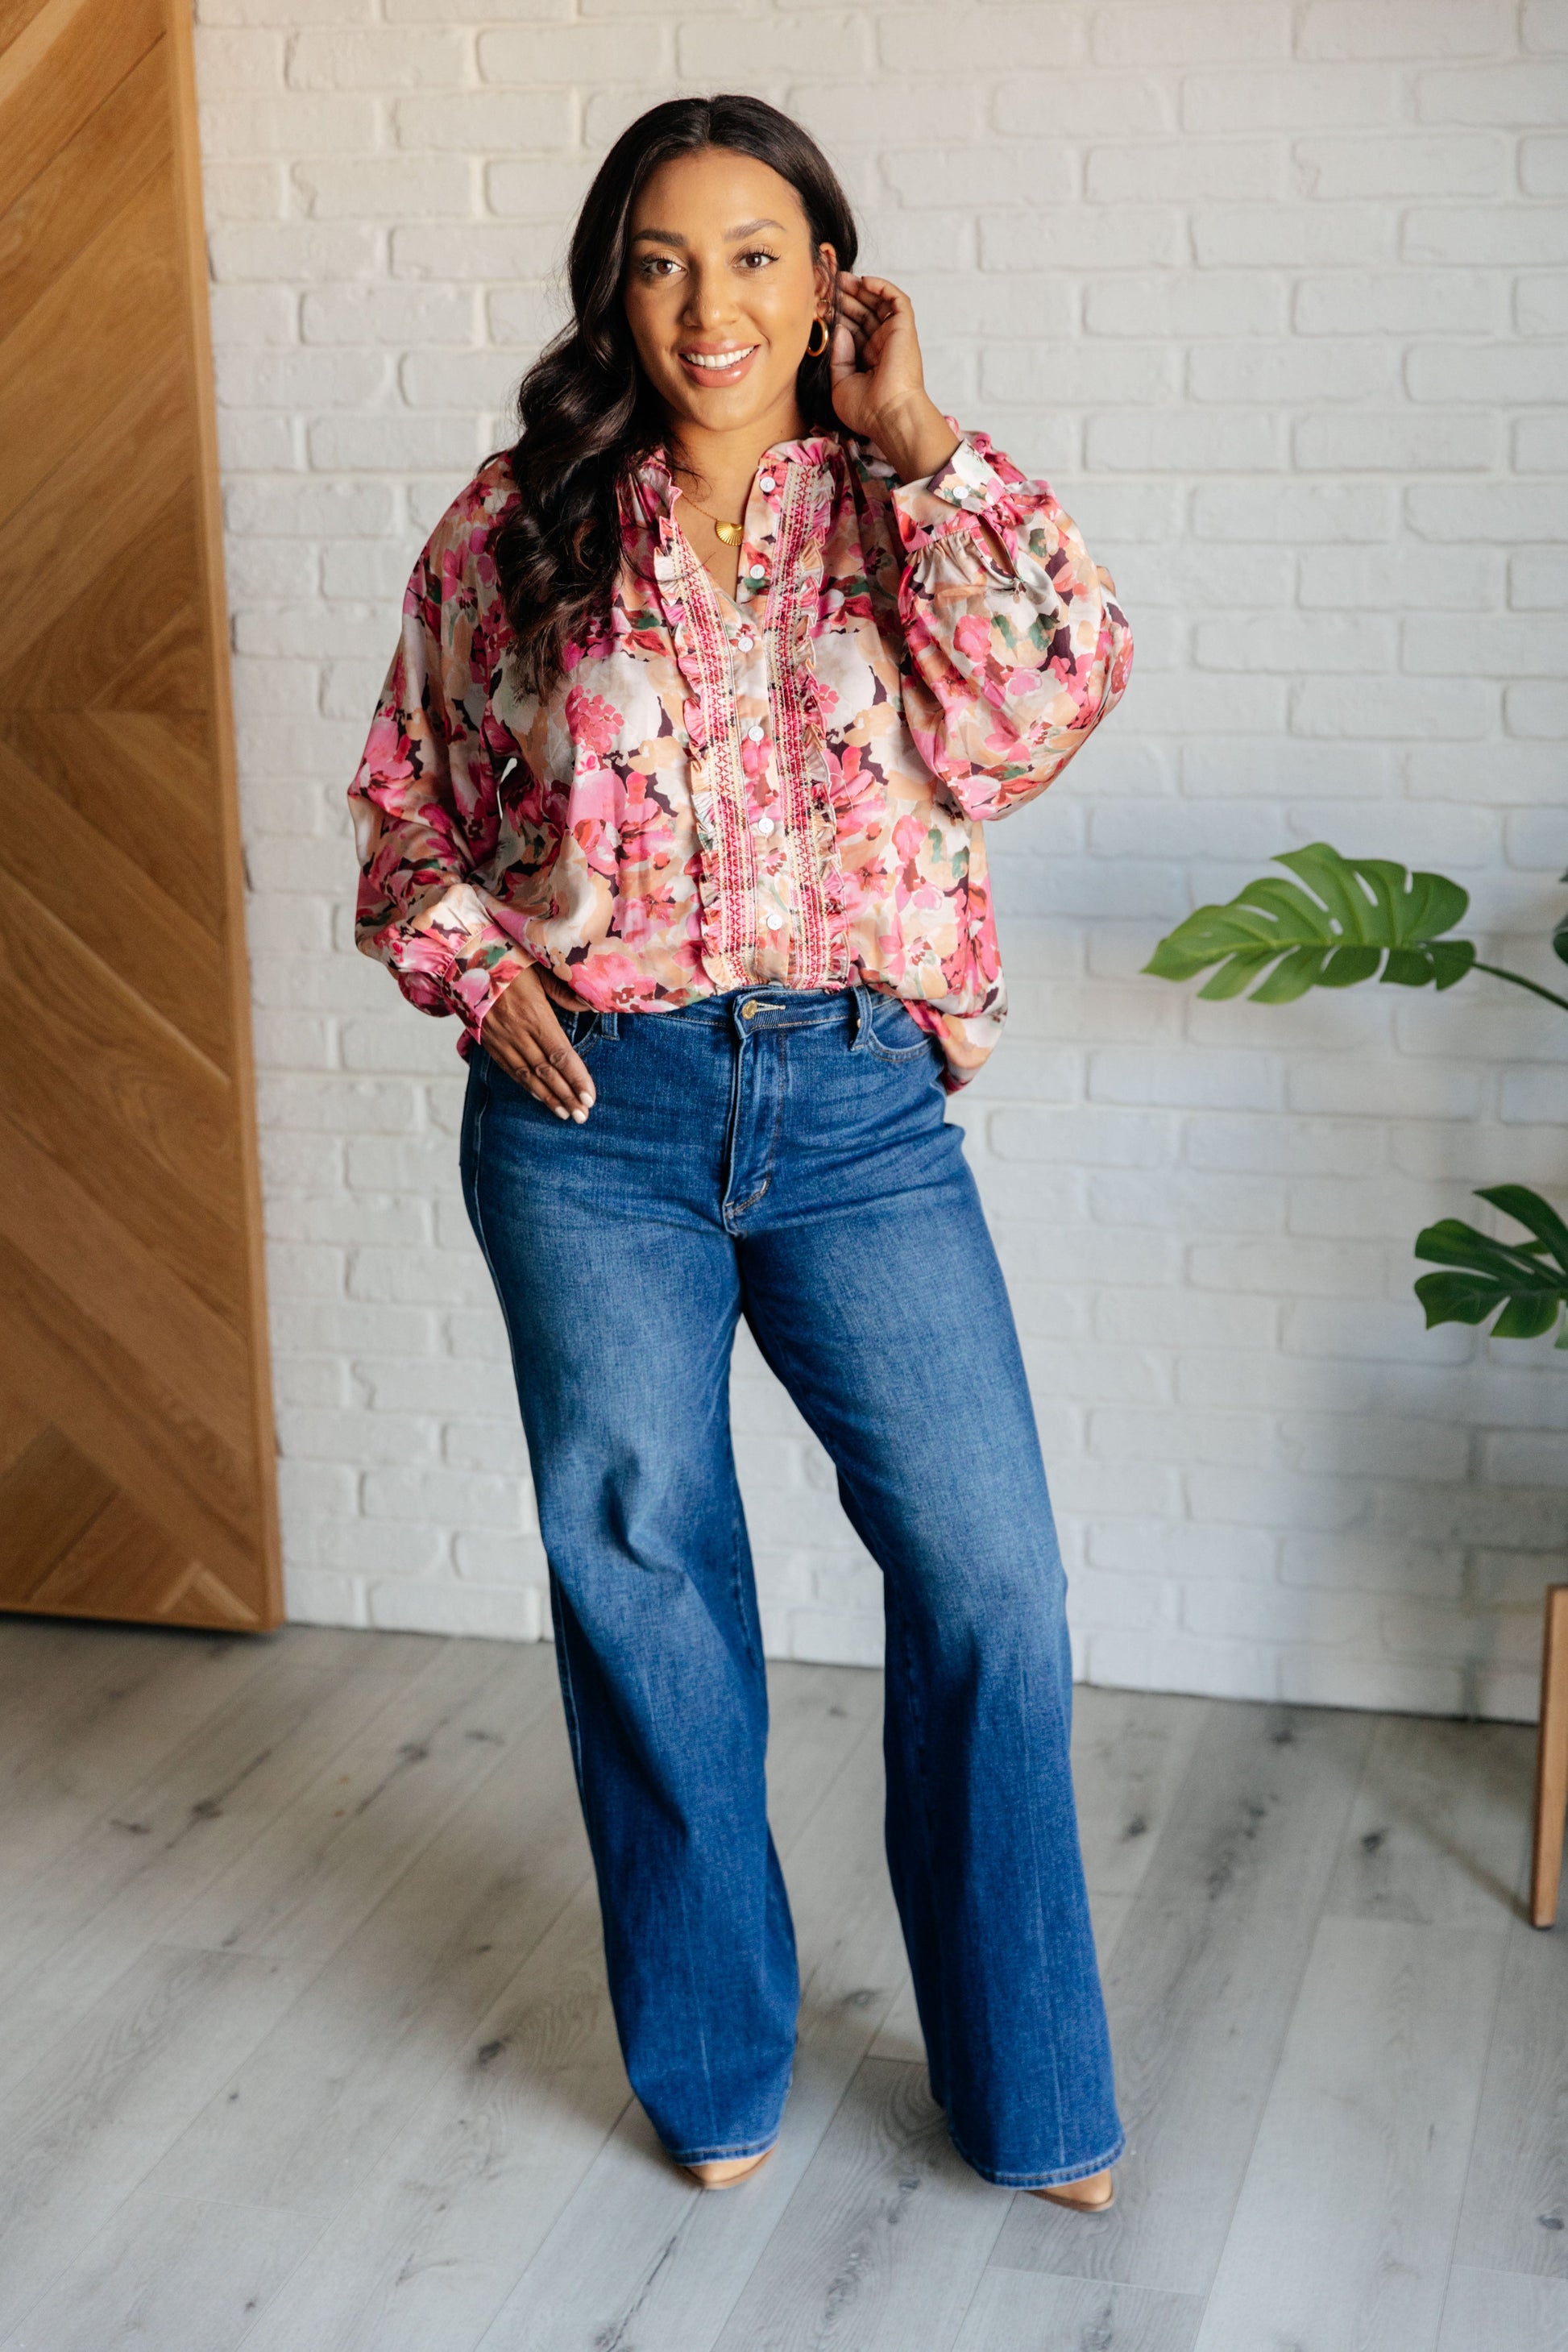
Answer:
[{"left": 680, "top": 272, "right": 734, "bottom": 327}]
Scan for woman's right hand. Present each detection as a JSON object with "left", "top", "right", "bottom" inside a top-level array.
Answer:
[{"left": 479, "top": 966, "right": 596, "bottom": 1122}]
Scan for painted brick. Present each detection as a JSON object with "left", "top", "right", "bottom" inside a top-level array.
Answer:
[
  {"left": 680, "top": 13, "right": 870, "bottom": 77},
  {"left": 1417, "top": 64, "right": 1568, "bottom": 126},
  {"left": 1404, "top": 207, "right": 1568, "bottom": 268},
  {"left": 1509, "top": 550, "right": 1568, "bottom": 610},
  {"left": 479, "top": 20, "right": 666, "bottom": 81},
  {"left": 1514, "top": 415, "right": 1568, "bottom": 474},
  {"left": 1086, "top": 141, "right": 1283, "bottom": 205},
  {"left": 1298, "top": 545, "right": 1504, "bottom": 609},
  {"left": 209, "top": 222, "right": 380, "bottom": 281},
  {"left": 1190, "top": 204, "right": 1393, "bottom": 268},
  {"left": 1298, "top": 1, "right": 1513, "bottom": 58},
  {"left": 1294, "top": 269, "right": 1500, "bottom": 336},
  {"left": 1182, "top": 67, "right": 1399, "bottom": 132},
  {"left": 391, "top": 91, "right": 573, "bottom": 150},
  {"left": 292, "top": 156, "right": 475, "bottom": 220},
  {"left": 392, "top": 222, "right": 562, "bottom": 280},
  {"left": 1086, "top": 411, "right": 1283, "bottom": 473},
  {"left": 1292, "top": 132, "right": 1506, "bottom": 200},
  {"left": 992, "top": 73, "right": 1169, "bottom": 139},
  {"left": 1520, "top": 136, "right": 1568, "bottom": 197},
  {"left": 1407, "top": 343, "right": 1568, "bottom": 405},
  {"left": 1192, "top": 481, "right": 1396, "bottom": 541},
  {"left": 881, "top": 146, "right": 1076, "bottom": 211},
  {"left": 1524, "top": 0, "right": 1568, "bottom": 49},
  {"left": 1517, "top": 275, "right": 1568, "bottom": 334},
  {"left": 1092, "top": 4, "right": 1290, "bottom": 64},
  {"left": 1193, "top": 612, "right": 1395, "bottom": 673},
  {"left": 1187, "top": 339, "right": 1394, "bottom": 403},
  {"left": 1086, "top": 272, "right": 1286, "bottom": 338},
  {"left": 300, "top": 284, "right": 476, "bottom": 343},
  {"left": 979, "top": 209, "right": 1181, "bottom": 272},
  {"left": 1404, "top": 615, "right": 1568, "bottom": 681},
  {"left": 1292, "top": 410, "right": 1494, "bottom": 471},
  {"left": 288, "top": 27, "right": 466, "bottom": 88},
  {"left": 1408, "top": 483, "right": 1568, "bottom": 542}
]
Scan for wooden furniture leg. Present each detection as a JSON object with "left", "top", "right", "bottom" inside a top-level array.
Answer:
[{"left": 1530, "top": 1583, "right": 1568, "bottom": 1928}]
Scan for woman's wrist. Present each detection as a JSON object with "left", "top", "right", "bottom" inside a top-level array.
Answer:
[{"left": 869, "top": 395, "right": 961, "bottom": 485}]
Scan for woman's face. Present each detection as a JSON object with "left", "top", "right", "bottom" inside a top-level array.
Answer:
[{"left": 622, "top": 147, "right": 835, "bottom": 442}]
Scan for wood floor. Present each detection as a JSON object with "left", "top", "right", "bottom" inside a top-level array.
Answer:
[{"left": 0, "top": 1617, "right": 1559, "bottom": 2351}]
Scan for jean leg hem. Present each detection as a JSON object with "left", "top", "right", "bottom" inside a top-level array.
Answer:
[
  {"left": 948, "top": 2123, "right": 1126, "bottom": 2192},
  {"left": 662, "top": 2129, "right": 781, "bottom": 2165}
]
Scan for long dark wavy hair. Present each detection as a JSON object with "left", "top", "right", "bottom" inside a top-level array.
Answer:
[{"left": 492, "top": 94, "right": 859, "bottom": 698}]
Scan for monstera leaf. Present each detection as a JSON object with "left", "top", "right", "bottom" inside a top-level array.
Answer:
[
  {"left": 1145, "top": 844, "right": 1475, "bottom": 1004},
  {"left": 1415, "top": 1185, "right": 1568, "bottom": 1346}
]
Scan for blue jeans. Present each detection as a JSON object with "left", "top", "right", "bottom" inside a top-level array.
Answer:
[{"left": 458, "top": 981, "right": 1123, "bottom": 2188}]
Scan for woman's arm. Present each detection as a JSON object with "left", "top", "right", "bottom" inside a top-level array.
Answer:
[
  {"left": 348, "top": 523, "right": 536, "bottom": 1034},
  {"left": 348, "top": 506, "right": 595, "bottom": 1119},
  {"left": 830, "top": 272, "right": 1131, "bottom": 825},
  {"left": 891, "top": 429, "right": 1133, "bottom": 823}
]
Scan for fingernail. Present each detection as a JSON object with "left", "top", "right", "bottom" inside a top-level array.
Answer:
[
  {"left": 553, "top": 1105, "right": 569, "bottom": 1120},
  {"left": 571, "top": 1109, "right": 587, "bottom": 1123}
]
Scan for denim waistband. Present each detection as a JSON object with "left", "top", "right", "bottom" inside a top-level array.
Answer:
[
  {"left": 576, "top": 982, "right": 874, "bottom": 1045},
  {"left": 677, "top": 983, "right": 857, "bottom": 1030}
]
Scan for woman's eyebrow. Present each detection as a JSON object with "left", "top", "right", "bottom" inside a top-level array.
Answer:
[{"left": 628, "top": 218, "right": 786, "bottom": 246}]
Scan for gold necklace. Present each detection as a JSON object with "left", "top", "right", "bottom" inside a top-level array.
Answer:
[{"left": 674, "top": 483, "right": 745, "bottom": 546}]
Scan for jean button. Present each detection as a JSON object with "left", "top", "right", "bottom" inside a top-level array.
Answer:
[{"left": 742, "top": 1000, "right": 758, "bottom": 1019}]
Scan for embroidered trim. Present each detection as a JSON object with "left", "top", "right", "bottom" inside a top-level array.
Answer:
[
  {"left": 673, "top": 533, "right": 757, "bottom": 983},
  {"left": 765, "top": 462, "right": 844, "bottom": 989}
]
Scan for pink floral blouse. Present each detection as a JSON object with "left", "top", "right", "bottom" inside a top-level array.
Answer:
[{"left": 349, "top": 423, "right": 1131, "bottom": 1089}]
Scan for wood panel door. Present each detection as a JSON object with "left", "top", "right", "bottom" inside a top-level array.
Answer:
[{"left": 0, "top": 0, "right": 281, "bottom": 1629}]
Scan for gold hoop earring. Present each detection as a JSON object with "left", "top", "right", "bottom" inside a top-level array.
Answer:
[{"left": 806, "top": 316, "right": 829, "bottom": 359}]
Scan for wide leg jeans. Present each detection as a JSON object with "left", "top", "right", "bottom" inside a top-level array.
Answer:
[{"left": 458, "top": 981, "right": 1123, "bottom": 2188}]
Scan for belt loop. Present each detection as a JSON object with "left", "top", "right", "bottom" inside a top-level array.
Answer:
[
  {"left": 849, "top": 981, "right": 873, "bottom": 1053},
  {"left": 600, "top": 1009, "right": 619, "bottom": 1040}
]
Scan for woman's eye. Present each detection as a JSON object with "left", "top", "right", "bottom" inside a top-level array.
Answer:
[
  {"left": 636, "top": 256, "right": 678, "bottom": 280},
  {"left": 737, "top": 248, "right": 779, "bottom": 269}
]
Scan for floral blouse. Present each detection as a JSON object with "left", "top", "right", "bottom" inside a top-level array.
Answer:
[{"left": 349, "top": 423, "right": 1131, "bottom": 1089}]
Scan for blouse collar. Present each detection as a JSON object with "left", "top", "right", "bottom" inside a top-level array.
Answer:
[{"left": 633, "top": 429, "right": 844, "bottom": 516}]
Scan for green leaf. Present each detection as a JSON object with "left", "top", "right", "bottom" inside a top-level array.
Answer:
[
  {"left": 1318, "top": 945, "right": 1381, "bottom": 989},
  {"left": 1249, "top": 945, "right": 1331, "bottom": 1004},
  {"left": 1413, "top": 1270, "right": 1504, "bottom": 1329},
  {"left": 1143, "top": 842, "right": 1475, "bottom": 1005},
  {"left": 1195, "top": 948, "right": 1277, "bottom": 1001},
  {"left": 1492, "top": 1294, "right": 1562, "bottom": 1341},
  {"left": 1475, "top": 1184, "right": 1568, "bottom": 1279},
  {"left": 1412, "top": 1188, "right": 1568, "bottom": 1346},
  {"left": 1429, "top": 940, "right": 1477, "bottom": 990}
]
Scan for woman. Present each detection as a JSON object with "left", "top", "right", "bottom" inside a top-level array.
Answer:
[{"left": 350, "top": 93, "right": 1130, "bottom": 2208}]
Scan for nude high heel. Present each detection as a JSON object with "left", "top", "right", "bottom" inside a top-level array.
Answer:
[
  {"left": 682, "top": 2147, "right": 775, "bottom": 2189},
  {"left": 1030, "top": 2167, "right": 1115, "bottom": 2212}
]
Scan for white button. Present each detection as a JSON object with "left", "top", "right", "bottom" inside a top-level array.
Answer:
[
  {"left": 765, "top": 911, "right": 782, "bottom": 931},
  {"left": 755, "top": 816, "right": 774, "bottom": 836},
  {"left": 749, "top": 563, "right": 765, "bottom": 580},
  {"left": 747, "top": 723, "right": 764, "bottom": 741},
  {"left": 759, "top": 472, "right": 774, "bottom": 492}
]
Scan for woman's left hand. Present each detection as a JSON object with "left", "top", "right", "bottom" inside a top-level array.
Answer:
[{"left": 828, "top": 272, "right": 960, "bottom": 483}]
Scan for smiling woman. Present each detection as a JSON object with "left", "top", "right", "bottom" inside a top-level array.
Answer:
[{"left": 348, "top": 93, "right": 1130, "bottom": 2209}]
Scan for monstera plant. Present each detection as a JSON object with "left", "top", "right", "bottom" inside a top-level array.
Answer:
[{"left": 1144, "top": 844, "right": 1568, "bottom": 1347}]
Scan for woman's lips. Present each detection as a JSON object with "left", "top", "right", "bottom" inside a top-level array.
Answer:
[{"left": 675, "top": 342, "right": 760, "bottom": 386}]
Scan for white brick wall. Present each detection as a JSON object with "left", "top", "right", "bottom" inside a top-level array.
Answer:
[{"left": 193, "top": 0, "right": 1568, "bottom": 1719}]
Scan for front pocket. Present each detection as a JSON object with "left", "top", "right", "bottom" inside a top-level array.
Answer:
[
  {"left": 558, "top": 1006, "right": 603, "bottom": 1057},
  {"left": 865, "top": 999, "right": 935, "bottom": 1062}
]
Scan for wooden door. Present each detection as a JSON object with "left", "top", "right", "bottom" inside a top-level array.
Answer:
[{"left": 0, "top": 0, "right": 281, "bottom": 1629}]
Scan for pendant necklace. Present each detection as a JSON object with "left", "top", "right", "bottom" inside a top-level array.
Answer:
[{"left": 675, "top": 484, "right": 744, "bottom": 545}]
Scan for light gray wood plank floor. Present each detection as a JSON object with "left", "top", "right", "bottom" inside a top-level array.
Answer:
[{"left": 0, "top": 1619, "right": 1552, "bottom": 2352}]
